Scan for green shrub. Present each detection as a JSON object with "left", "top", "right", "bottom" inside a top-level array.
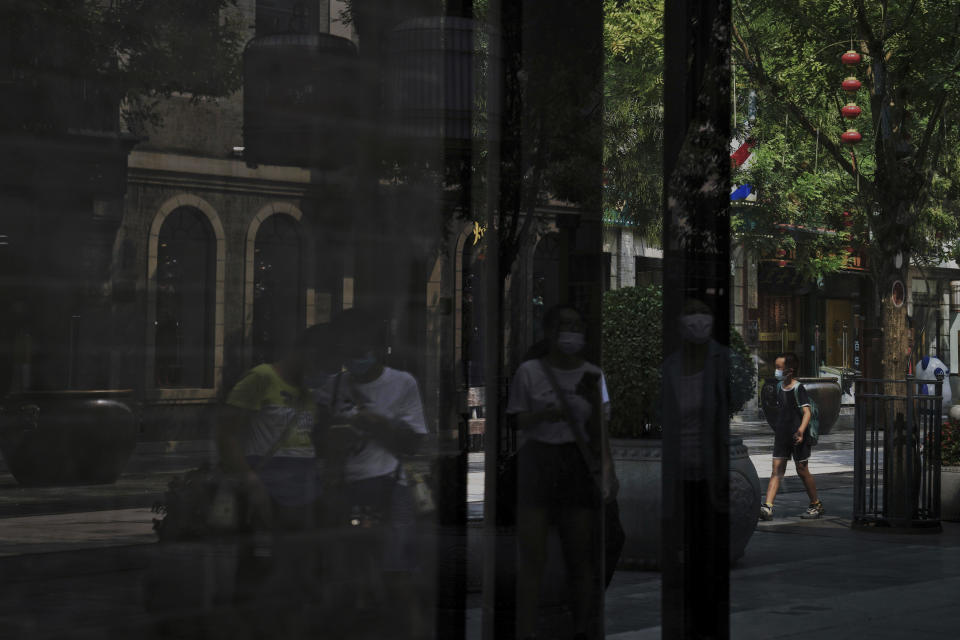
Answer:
[
  {"left": 728, "top": 324, "right": 757, "bottom": 419},
  {"left": 602, "top": 285, "right": 663, "bottom": 438},
  {"left": 601, "top": 285, "right": 757, "bottom": 438}
]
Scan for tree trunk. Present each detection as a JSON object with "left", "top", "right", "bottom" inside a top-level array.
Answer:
[
  {"left": 880, "top": 290, "right": 909, "bottom": 380},
  {"left": 871, "top": 199, "right": 913, "bottom": 388},
  {"left": 877, "top": 258, "right": 909, "bottom": 395}
]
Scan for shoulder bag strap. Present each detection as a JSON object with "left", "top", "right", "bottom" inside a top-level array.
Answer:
[
  {"left": 538, "top": 359, "right": 603, "bottom": 486},
  {"left": 330, "top": 371, "right": 343, "bottom": 411},
  {"left": 252, "top": 375, "right": 338, "bottom": 473},
  {"left": 250, "top": 415, "right": 297, "bottom": 472}
]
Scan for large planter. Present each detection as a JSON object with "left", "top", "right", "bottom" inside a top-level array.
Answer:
[
  {"left": 942, "top": 466, "right": 960, "bottom": 522},
  {"left": 0, "top": 390, "right": 136, "bottom": 486},
  {"left": 613, "top": 437, "right": 761, "bottom": 569},
  {"left": 762, "top": 377, "right": 842, "bottom": 435}
]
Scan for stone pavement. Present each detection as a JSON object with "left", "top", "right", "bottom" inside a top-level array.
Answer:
[
  {"left": 597, "top": 415, "right": 960, "bottom": 639},
  {"left": 3, "top": 419, "right": 960, "bottom": 639}
]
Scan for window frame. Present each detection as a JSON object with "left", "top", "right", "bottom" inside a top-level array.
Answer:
[{"left": 145, "top": 194, "right": 225, "bottom": 401}]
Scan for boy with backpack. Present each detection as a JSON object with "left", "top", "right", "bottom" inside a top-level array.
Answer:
[{"left": 760, "top": 352, "right": 824, "bottom": 520}]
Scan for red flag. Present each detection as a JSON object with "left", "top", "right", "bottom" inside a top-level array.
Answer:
[{"left": 731, "top": 138, "right": 755, "bottom": 168}]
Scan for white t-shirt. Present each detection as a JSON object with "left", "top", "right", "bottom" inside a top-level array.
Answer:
[
  {"left": 506, "top": 359, "right": 609, "bottom": 445},
  {"left": 321, "top": 367, "right": 428, "bottom": 484}
]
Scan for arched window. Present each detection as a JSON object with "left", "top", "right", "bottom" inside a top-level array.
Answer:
[
  {"left": 155, "top": 207, "right": 215, "bottom": 388},
  {"left": 252, "top": 214, "right": 303, "bottom": 365}
]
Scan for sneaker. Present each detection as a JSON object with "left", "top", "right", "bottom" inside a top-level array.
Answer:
[
  {"left": 800, "top": 501, "right": 824, "bottom": 519},
  {"left": 759, "top": 503, "right": 773, "bottom": 521}
]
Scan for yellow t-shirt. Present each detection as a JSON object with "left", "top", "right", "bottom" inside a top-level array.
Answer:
[{"left": 226, "top": 364, "right": 316, "bottom": 457}]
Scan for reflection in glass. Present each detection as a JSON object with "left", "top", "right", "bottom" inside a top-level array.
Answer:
[
  {"left": 253, "top": 214, "right": 303, "bottom": 365},
  {"left": 155, "top": 207, "right": 215, "bottom": 388}
]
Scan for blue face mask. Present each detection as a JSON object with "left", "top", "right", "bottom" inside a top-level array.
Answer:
[
  {"left": 774, "top": 369, "right": 784, "bottom": 380},
  {"left": 346, "top": 355, "right": 377, "bottom": 377}
]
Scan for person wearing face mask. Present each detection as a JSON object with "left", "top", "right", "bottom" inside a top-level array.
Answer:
[
  {"left": 507, "top": 304, "right": 617, "bottom": 640},
  {"left": 658, "top": 297, "right": 747, "bottom": 632},
  {"left": 319, "top": 309, "right": 427, "bottom": 488},
  {"left": 315, "top": 308, "right": 429, "bottom": 637},
  {"left": 661, "top": 298, "right": 726, "bottom": 483},
  {"left": 760, "top": 352, "right": 822, "bottom": 520}
]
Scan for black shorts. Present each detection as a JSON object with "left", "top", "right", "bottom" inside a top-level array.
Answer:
[
  {"left": 772, "top": 429, "right": 812, "bottom": 463},
  {"left": 517, "top": 440, "right": 601, "bottom": 511}
]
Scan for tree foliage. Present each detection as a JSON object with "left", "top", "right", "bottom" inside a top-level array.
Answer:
[
  {"left": 0, "top": 0, "right": 245, "bottom": 136},
  {"left": 732, "top": 0, "right": 960, "bottom": 279},
  {"left": 732, "top": 0, "right": 960, "bottom": 379},
  {"left": 603, "top": 0, "right": 664, "bottom": 241}
]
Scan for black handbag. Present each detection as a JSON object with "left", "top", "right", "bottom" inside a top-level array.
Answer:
[
  {"left": 152, "top": 410, "right": 301, "bottom": 542},
  {"left": 151, "top": 464, "right": 248, "bottom": 541}
]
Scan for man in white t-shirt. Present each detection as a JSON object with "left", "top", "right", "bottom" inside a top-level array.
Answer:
[{"left": 314, "top": 308, "right": 428, "bottom": 636}]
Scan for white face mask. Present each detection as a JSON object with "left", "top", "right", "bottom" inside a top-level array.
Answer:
[
  {"left": 556, "top": 331, "right": 586, "bottom": 355},
  {"left": 680, "top": 313, "right": 713, "bottom": 344},
  {"left": 346, "top": 354, "right": 377, "bottom": 377}
]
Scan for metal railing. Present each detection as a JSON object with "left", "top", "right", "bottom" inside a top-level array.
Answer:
[{"left": 853, "top": 376, "right": 943, "bottom": 530}]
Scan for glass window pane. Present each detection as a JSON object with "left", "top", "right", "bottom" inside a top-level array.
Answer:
[
  {"left": 252, "top": 214, "right": 303, "bottom": 365},
  {"left": 155, "top": 207, "right": 215, "bottom": 388}
]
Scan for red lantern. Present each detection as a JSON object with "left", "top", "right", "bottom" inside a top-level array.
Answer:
[
  {"left": 778, "top": 260, "right": 787, "bottom": 268},
  {"left": 841, "top": 50, "right": 861, "bottom": 66},
  {"left": 842, "top": 76, "right": 862, "bottom": 92},
  {"left": 841, "top": 129, "right": 862, "bottom": 144},
  {"left": 841, "top": 103, "right": 862, "bottom": 118},
  {"left": 842, "top": 211, "right": 853, "bottom": 228},
  {"left": 776, "top": 248, "right": 787, "bottom": 258}
]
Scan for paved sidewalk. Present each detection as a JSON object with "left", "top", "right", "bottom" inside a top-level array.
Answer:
[
  {"left": 465, "top": 419, "right": 858, "bottom": 518},
  {"left": 604, "top": 521, "right": 960, "bottom": 640},
  {"left": 736, "top": 418, "right": 857, "bottom": 478},
  {"left": 0, "top": 507, "right": 156, "bottom": 557},
  {"left": 3, "top": 423, "right": 959, "bottom": 639}
]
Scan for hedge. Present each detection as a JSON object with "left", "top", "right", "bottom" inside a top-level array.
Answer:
[{"left": 601, "top": 285, "right": 756, "bottom": 438}]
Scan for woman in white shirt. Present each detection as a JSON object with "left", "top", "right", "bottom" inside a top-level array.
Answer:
[{"left": 507, "top": 305, "right": 617, "bottom": 640}]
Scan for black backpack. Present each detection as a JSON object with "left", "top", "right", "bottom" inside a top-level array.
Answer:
[{"left": 778, "top": 382, "right": 820, "bottom": 445}]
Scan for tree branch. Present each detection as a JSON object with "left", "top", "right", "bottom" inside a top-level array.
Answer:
[
  {"left": 915, "top": 10, "right": 960, "bottom": 175},
  {"left": 732, "top": 22, "right": 873, "bottom": 195},
  {"left": 884, "top": 0, "right": 921, "bottom": 40},
  {"left": 854, "top": 0, "right": 880, "bottom": 48},
  {"left": 916, "top": 92, "right": 948, "bottom": 176}
]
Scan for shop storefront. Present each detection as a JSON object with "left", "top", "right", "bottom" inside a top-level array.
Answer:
[{"left": 752, "top": 256, "right": 871, "bottom": 379}]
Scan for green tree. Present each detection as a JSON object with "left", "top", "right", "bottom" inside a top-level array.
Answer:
[
  {"left": 603, "top": 0, "right": 664, "bottom": 241},
  {"left": 1, "top": 0, "right": 245, "bottom": 136},
  {"left": 732, "top": 0, "right": 960, "bottom": 380}
]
